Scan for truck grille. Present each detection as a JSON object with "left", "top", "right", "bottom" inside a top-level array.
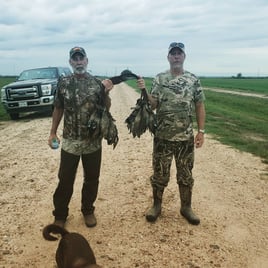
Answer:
[{"left": 7, "top": 86, "right": 39, "bottom": 101}]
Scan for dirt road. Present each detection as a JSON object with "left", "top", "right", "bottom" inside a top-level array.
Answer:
[
  {"left": 204, "top": 87, "right": 268, "bottom": 99},
  {"left": 0, "top": 83, "right": 267, "bottom": 268}
]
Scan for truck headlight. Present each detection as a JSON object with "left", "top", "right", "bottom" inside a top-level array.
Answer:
[
  {"left": 1, "top": 87, "right": 7, "bottom": 101},
  {"left": 41, "top": 84, "right": 52, "bottom": 95}
]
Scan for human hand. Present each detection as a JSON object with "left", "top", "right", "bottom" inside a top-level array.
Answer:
[
  {"left": 102, "top": 79, "right": 114, "bottom": 93},
  {"left": 137, "top": 77, "right": 146, "bottom": 90},
  {"left": 48, "top": 134, "right": 60, "bottom": 149},
  {"left": 194, "top": 132, "right": 204, "bottom": 148}
]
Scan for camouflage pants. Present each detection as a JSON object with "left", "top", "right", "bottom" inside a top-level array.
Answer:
[{"left": 151, "top": 137, "right": 195, "bottom": 189}]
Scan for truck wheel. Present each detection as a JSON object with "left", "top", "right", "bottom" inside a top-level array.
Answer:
[{"left": 10, "top": 113, "right": 19, "bottom": 120}]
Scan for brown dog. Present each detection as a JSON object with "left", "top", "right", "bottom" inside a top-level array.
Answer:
[{"left": 43, "top": 224, "right": 101, "bottom": 268}]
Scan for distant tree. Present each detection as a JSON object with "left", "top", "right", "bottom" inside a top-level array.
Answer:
[{"left": 237, "top": 73, "right": 242, "bottom": 78}]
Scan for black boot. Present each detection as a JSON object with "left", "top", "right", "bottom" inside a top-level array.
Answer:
[
  {"left": 179, "top": 184, "right": 200, "bottom": 225},
  {"left": 146, "top": 187, "right": 163, "bottom": 222}
]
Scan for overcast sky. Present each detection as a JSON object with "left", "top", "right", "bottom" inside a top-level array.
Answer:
[{"left": 1, "top": 0, "right": 268, "bottom": 77}]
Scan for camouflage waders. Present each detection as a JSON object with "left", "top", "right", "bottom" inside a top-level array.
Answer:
[
  {"left": 179, "top": 184, "right": 200, "bottom": 225},
  {"left": 145, "top": 186, "right": 164, "bottom": 222},
  {"left": 146, "top": 137, "right": 200, "bottom": 224}
]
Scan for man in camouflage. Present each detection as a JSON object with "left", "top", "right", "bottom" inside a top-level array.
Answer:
[
  {"left": 48, "top": 46, "right": 114, "bottom": 228},
  {"left": 137, "top": 42, "right": 206, "bottom": 225}
]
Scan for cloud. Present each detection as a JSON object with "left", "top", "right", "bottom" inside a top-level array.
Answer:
[{"left": 0, "top": 0, "right": 268, "bottom": 77}]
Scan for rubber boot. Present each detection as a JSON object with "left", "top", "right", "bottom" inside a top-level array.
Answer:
[
  {"left": 84, "top": 213, "right": 97, "bottom": 228},
  {"left": 179, "top": 184, "right": 200, "bottom": 225},
  {"left": 81, "top": 179, "right": 99, "bottom": 227},
  {"left": 146, "top": 187, "right": 163, "bottom": 222}
]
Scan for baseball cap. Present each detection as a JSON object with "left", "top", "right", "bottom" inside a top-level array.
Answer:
[
  {"left": 168, "top": 42, "right": 185, "bottom": 54},
  {"left": 69, "top": 46, "right": 87, "bottom": 58}
]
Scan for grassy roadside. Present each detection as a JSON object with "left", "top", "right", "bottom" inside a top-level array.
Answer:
[
  {"left": 203, "top": 90, "right": 268, "bottom": 163},
  {"left": 125, "top": 78, "right": 268, "bottom": 164}
]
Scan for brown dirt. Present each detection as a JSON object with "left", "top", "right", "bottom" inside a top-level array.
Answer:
[{"left": 0, "top": 83, "right": 268, "bottom": 268}]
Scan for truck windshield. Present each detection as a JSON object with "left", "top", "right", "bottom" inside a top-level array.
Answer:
[{"left": 18, "top": 68, "right": 58, "bottom": 81}]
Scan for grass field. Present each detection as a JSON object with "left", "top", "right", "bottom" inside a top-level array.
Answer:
[
  {"left": 0, "top": 76, "right": 16, "bottom": 89},
  {"left": 1, "top": 76, "right": 268, "bottom": 163},
  {"left": 200, "top": 77, "right": 268, "bottom": 94},
  {"left": 204, "top": 90, "right": 268, "bottom": 162}
]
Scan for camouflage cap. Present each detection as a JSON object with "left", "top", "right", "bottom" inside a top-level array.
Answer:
[
  {"left": 168, "top": 42, "right": 185, "bottom": 54},
  {"left": 69, "top": 46, "right": 87, "bottom": 58}
]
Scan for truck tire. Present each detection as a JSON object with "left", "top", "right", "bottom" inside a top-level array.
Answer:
[{"left": 10, "top": 113, "right": 19, "bottom": 120}]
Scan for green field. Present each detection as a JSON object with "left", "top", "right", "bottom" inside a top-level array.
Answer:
[
  {"left": 126, "top": 77, "right": 268, "bottom": 164},
  {"left": 0, "top": 76, "right": 16, "bottom": 88},
  {"left": 204, "top": 91, "right": 268, "bottom": 161},
  {"left": 200, "top": 77, "right": 268, "bottom": 94}
]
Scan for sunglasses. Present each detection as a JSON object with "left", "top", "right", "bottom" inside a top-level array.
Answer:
[{"left": 169, "top": 42, "right": 185, "bottom": 49}]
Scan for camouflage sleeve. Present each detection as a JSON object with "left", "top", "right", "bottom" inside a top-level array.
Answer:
[
  {"left": 150, "top": 76, "right": 161, "bottom": 98},
  {"left": 53, "top": 76, "right": 67, "bottom": 109},
  {"left": 193, "top": 78, "right": 205, "bottom": 103}
]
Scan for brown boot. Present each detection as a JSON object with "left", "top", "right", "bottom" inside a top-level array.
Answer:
[
  {"left": 179, "top": 184, "right": 200, "bottom": 225},
  {"left": 84, "top": 213, "right": 97, "bottom": 227},
  {"left": 145, "top": 187, "right": 163, "bottom": 222}
]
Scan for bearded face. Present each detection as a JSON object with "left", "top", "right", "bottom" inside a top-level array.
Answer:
[{"left": 69, "top": 54, "right": 88, "bottom": 75}]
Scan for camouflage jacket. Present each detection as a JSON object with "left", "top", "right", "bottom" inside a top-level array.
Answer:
[
  {"left": 54, "top": 73, "right": 109, "bottom": 144},
  {"left": 151, "top": 70, "right": 205, "bottom": 141}
]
